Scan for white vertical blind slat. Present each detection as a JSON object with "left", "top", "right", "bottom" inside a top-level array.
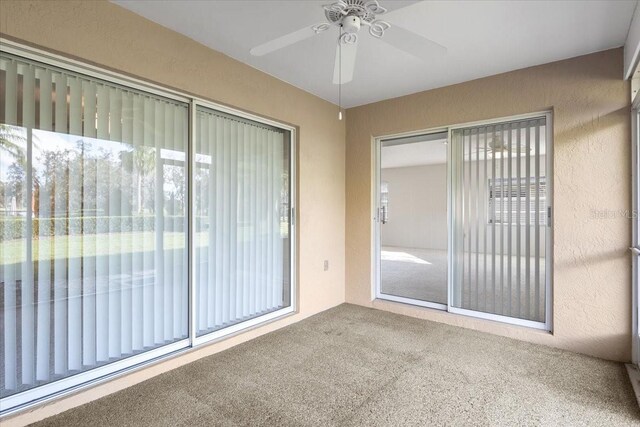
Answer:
[
  {"left": 229, "top": 120, "right": 238, "bottom": 322},
  {"left": 214, "top": 116, "right": 224, "bottom": 326},
  {"left": 108, "top": 88, "right": 122, "bottom": 358},
  {"left": 22, "top": 64, "right": 36, "bottom": 386},
  {"left": 180, "top": 107, "right": 189, "bottom": 336},
  {"left": 131, "top": 95, "right": 144, "bottom": 351},
  {"left": 163, "top": 103, "right": 174, "bottom": 341},
  {"left": 153, "top": 102, "right": 164, "bottom": 345},
  {"left": 171, "top": 105, "right": 182, "bottom": 337},
  {"left": 120, "top": 91, "right": 133, "bottom": 355},
  {"left": 242, "top": 125, "right": 251, "bottom": 317},
  {"left": 198, "top": 112, "right": 208, "bottom": 332},
  {"left": 142, "top": 97, "right": 154, "bottom": 348},
  {"left": 3, "top": 59, "right": 18, "bottom": 391},
  {"left": 96, "top": 84, "right": 109, "bottom": 362},
  {"left": 235, "top": 124, "right": 243, "bottom": 319},
  {"left": 67, "top": 77, "right": 83, "bottom": 370},
  {"left": 53, "top": 72, "right": 69, "bottom": 375},
  {"left": 266, "top": 131, "right": 274, "bottom": 310},
  {"left": 206, "top": 113, "right": 216, "bottom": 328},
  {"left": 35, "top": 69, "right": 53, "bottom": 381},
  {"left": 249, "top": 125, "right": 257, "bottom": 316},
  {"left": 82, "top": 81, "right": 97, "bottom": 367},
  {"left": 221, "top": 119, "right": 231, "bottom": 325}
]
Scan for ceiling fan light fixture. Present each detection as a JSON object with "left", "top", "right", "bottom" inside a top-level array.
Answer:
[{"left": 342, "top": 15, "right": 361, "bottom": 34}]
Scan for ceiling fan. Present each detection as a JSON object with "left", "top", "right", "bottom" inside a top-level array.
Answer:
[
  {"left": 485, "top": 135, "right": 532, "bottom": 156},
  {"left": 249, "top": 0, "right": 447, "bottom": 85}
]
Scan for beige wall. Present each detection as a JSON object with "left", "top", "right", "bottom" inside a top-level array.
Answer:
[
  {"left": 0, "top": 0, "right": 345, "bottom": 424},
  {"left": 346, "top": 48, "right": 632, "bottom": 362}
]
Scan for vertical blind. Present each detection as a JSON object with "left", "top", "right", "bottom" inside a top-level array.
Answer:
[
  {"left": 0, "top": 55, "right": 189, "bottom": 398},
  {"left": 194, "top": 108, "right": 290, "bottom": 336},
  {"left": 451, "top": 118, "right": 548, "bottom": 323}
]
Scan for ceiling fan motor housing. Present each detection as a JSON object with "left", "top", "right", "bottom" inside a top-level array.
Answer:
[{"left": 343, "top": 16, "right": 361, "bottom": 33}]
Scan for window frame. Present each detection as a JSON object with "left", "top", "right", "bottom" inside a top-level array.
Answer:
[
  {"left": 0, "top": 38, "right": 297, "bottom": 415},
  {"left": 632, "top": 95, "right": 640, "bottom": 367}
]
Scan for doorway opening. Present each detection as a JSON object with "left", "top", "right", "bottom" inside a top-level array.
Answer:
[{"left": 375, "top": 131, "right": 449, "bottom": 310}]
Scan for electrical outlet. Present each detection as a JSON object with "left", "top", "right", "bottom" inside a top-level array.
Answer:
[{"left": 324, "top": 260, "right": 329, "bottom": 271}]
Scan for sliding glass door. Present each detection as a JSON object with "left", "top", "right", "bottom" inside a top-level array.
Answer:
[
  {"left": 0, "top": 54, "right": 190, "bottom": 402},
  {"left": 0, "top": 45, "right": 295, "bottom": 412},
  {"left": 194, "top": 107, "right": 291, "bottom": 338},
  {"left": 449, "top": 115, "right": 551, "bottom": 328}
]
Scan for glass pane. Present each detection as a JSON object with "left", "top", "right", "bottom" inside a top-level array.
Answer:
[
  {"left": 0, "top": 54, "right": 189, "bottom": 399},
  {"left": 451, "top": 119, "right": 547, "bottom": 322},
  {"left": 194, "top": 107, "right": 291, "bottom": 337},
  {"left": 379, "top": 133, "right": 448, "bottom": 305}
]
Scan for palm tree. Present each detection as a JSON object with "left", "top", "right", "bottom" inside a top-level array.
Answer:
[
  {"left": 134, "top": 146, "right": 156, "bottom": 214},
  {"left": 0, "top": 124, "right": 27, "bottom": 165},
  {"left": 119, "top": 145, "right": 156, "bottom": 215}
]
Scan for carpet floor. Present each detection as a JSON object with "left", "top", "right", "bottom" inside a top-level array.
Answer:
[
  {"left": 34, "top": 304, "right": 639, "bottom": 426},
  {"left": 381, "top": 246, "right": 546, "bottom": 322}
]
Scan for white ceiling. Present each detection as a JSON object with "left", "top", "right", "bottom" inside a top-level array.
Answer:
[
  {"left": 113, "top": 0, "right": 637, "bottom": 108},
  {"left": 382, "top": 138, "right": 447, "bottom": 168}
]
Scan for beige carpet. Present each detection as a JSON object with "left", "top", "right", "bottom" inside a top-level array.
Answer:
[
  {"left": 381, "top": 247, "right": 448, "bottom": 304},
  {"left": 33, "top": 304, "right": 638, "bottom": 426}
]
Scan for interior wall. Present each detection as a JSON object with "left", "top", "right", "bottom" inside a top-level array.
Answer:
[
  {"left": 381, "top": 156, "right": 547, "bottom": 255},
  {"left": 0, "top": 0, "right": 345, "bottom": 424},
  {"left": 381, "top": 163, "right": 448, "bottom": 250},
  {"left": 346, "top": 48, "right": 631, "bottom": 362}
]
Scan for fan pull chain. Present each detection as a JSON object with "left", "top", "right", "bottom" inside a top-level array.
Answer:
[{"left": 338, "top": 25, "right": 343, "bottom": 120}]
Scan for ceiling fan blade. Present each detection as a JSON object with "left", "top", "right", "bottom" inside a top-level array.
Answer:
[
  {"left": 250, "top": 24, "right": 328, "bottom": 56},
  {"left": 379, "top": 24, "right": 447, "bottom": 61},
  {"left": 332, "top": 38, "right": 358, "bottom": 84}
]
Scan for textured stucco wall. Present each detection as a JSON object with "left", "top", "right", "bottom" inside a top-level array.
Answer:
[
  {"left": 346, "top": 48, "right": 632, "bottom": 362},
  {"left": 0, "top": 0, "right": 345, "bottom": 424}
]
